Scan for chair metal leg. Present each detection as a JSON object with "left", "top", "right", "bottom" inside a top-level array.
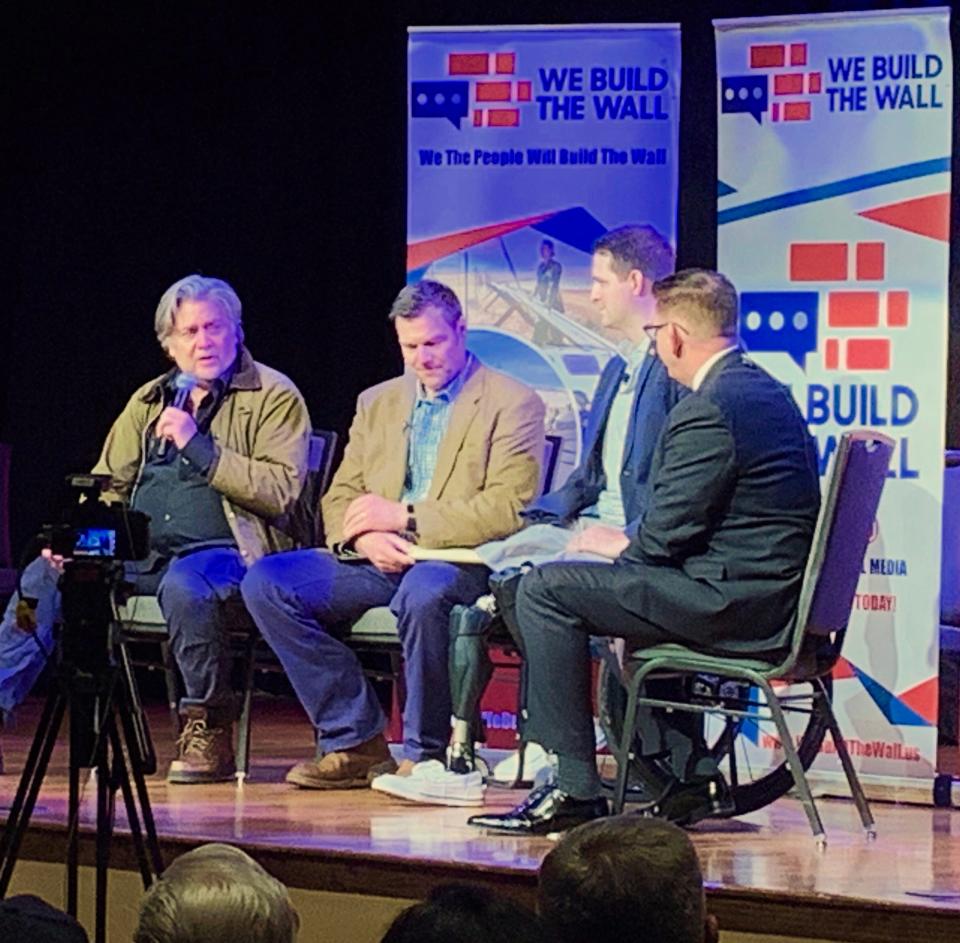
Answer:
[
  {"left": 815, "top": 678, "right": 876, "bottom": 837},
  {"left": 612, "top": 672, "right": 643, "bottom": 814},
  {"left": 762, "top": 680, "right": 826, "bottom": 844},
  {"left": 509, "top": 740, "right": 528, "bottom": 788},
  {"left": 159, "top": 641, "right": 181, "bottom": 734},
  {"left": 235, "top": 634, "right": 257, "bottom": 783}
]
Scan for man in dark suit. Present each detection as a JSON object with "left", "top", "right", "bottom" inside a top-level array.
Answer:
[{"left": 468, "top": 268, "right": 821, "bottom": 834}]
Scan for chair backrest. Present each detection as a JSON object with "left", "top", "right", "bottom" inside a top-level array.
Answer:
[
  {"left": 539, "top": 434, "right": 563, "bottom": 497},
  {"left": 941, "top": 450, "right": 960, "bottom": 626},
  {"left": 792, "top": 431, "right": 894, "bottom": 650},
  {"left": 310, "top": 429, "right": 339, "bottom": 497},
  {"left": 289, "top": 429, "right": 338, "bottom": 547}
]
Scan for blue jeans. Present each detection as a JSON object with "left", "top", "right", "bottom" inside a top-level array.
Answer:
[
  {"left": 241, "top": 550, "right": 490, "bottom": 761},
  {"left": 142, "top": 547, "right": 251, "bottom": 718}
]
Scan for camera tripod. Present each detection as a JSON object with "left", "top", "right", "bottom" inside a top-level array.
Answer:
[{"left": 0, "top": 563, "right": 164, "bottom": 943}]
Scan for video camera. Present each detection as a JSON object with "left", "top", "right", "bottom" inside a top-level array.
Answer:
[
  {"left": 43, "top": 473, "right": 150, "bottom": 562},
  {"left": 38, "top": 474, "right": 151, "bottom": 677}
]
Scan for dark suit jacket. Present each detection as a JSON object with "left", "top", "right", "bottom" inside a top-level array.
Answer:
[
  {"left": 619, "top": 349, "right": 820, "bottom": 653},
  {"left": 524, "top": 349, "right": 682, "bottom": 527}
]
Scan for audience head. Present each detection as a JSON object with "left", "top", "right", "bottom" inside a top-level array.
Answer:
[
  {"left": 388, "top": 280, "right": 467, "bottom": 394},
  {"left": 590, "top": 225, "right": 676, "bottom": 333},
  {"left": 0, "top": 895, "right": 88, "bottom": 943},
  {"left": 133, "top": 843, "right": 299, "bottom": 943},
  {"left": 381, "top": 882, "right": 546, "bottom": 943},
  {"left": 538, "top": 816, "right": 717, "bottom": 943},
  {"left": 650, "top": 267, "right": 739, "bottom": 387},
  {"left": 154, "top": 274, "right": 244, "bottom": 384}
]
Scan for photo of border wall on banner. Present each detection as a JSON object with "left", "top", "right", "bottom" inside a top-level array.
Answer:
[
  {"left": 716, "top": 8, "right": 952, "bottom": 786},
  {"left": 408, "top": 25, "right": 681, "bottom": 487}
]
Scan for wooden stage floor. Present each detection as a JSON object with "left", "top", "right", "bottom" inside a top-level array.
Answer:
[{"left": 2, "top": 696, "right": 960, "bottom": 942}]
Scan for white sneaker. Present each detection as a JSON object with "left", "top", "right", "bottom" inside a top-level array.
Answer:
[
  {"left": 371, "top": 759, "right": 485, "bottom": 807},
  {"left": 491, "top": 742, "right": 553, "bottom": 784}
]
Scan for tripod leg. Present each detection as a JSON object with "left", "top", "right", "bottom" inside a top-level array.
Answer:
[
  {"left": 66, "top": 749, "right": 80, "bottom": 917},
  {"left": 0, "top": 691, "right": 67, "bottom": 897},
  {"left": 107, "top": 719, "right": 153, "bottom": 889},
  {"left": 94, "top": 728, "right": 113, "bottom": 943},
  {"left": 117, "top": 675, "right": 164, "bottom": 878}
]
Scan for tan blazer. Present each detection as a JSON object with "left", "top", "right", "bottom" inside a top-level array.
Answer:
[{"left": 323, "top": 363, "right": 545, "bottom": 549}]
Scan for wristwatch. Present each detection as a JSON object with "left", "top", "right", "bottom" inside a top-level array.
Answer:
[{"left": 403, "top": 503, "right": 419, "bottom": 542}]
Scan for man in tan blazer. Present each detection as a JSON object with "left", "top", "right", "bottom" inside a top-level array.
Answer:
[{"left": 242, "top": 280, "right": 545, "bottom": 789}]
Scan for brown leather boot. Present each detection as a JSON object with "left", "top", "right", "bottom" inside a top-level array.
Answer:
[
  {"left": 286, "top": 733, "right": 395, "bottom": 789},
  {"left": 167, "top": 706, "right": 236, "bottom": 784}
]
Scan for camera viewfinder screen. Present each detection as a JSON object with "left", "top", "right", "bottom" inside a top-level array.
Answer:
[{"left": 74, "top": 527, "right": 117, "bottom": 557}]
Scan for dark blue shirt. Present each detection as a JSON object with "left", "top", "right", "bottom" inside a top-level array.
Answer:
[{"left": 131, "top": 367, "right": 236, "bottom": 558}]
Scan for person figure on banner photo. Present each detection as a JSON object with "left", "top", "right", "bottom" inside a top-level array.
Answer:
[
  {"left": 94, "top": 274, "right": 311, "bottom": 784},
  {"left": 532, "top": 238, "right": 566, "bottom": 346},
  {"left": 371, "top": 224, "right": 684, "bottom": 808},
  {"left": 467, "top": 268, "right": 821, "bottom": 835},
  {"left": 241, "top": 279, "right": 545, "bottom": 790},
  {"left": 533, "top": 238, "right": 564, "bottom": 313}
]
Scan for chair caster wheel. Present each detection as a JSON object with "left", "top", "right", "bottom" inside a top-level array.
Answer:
[{"left": 933, "top": 774, "right": 953, "bottom": 808}]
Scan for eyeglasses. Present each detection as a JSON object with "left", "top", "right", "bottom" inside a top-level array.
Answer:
[{"left": 642, "top": 321, "right": 689, "bottom": 342}]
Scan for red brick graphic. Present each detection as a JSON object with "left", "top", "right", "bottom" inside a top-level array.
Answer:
[
  {"left": 790, "top": 243, "right": 847, "bottom": 281},
  {"left": 487, "top": 108, "right": 519, "bottom": 127},
  {"left": 847, "top": 338, "right": 891, "bottom": 370},
  {"left": 828, "top": 291, "right": 881, "bottom": 328},
  {"left": 476, "top": 81, "right": 511, "bottom": 102},
  {"left": 855, "top": 242, "right": 885, "bottom": 281},
  {"left": 449, "top": 53, "right": 490, "bottom": 75},
  {"left": 750, "top": 44, "right": 786, "bottom": 68},
  {"left": 887, "top": 291, "right": 909, "bottom": 327},
  {"left": 774, "top": 73, "right": 804, "bottom": 95}
]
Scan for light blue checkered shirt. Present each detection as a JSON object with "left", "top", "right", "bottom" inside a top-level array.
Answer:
[{"left": 401, "top": 355, "right": 475, "bottom": 504}]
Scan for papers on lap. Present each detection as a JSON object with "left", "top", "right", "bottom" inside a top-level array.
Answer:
[
  {"left": 334, "top": 545, "right": 485, "bottom": 565},
  {"left": 408, "top": 546, "right": 485, "bottom": 565}
]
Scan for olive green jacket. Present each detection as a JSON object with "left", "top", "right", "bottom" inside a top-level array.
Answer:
[{"left": 92, "top": 348, "right": 311, "bottom": 564}]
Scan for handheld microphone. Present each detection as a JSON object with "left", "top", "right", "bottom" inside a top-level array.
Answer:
[{"left": 157, "top": 372, "right": 198, "bottom": 459}]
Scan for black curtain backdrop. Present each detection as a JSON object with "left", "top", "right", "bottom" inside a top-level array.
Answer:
[{"left": 2, "top": 1, "right": 957, "bottom": 554}]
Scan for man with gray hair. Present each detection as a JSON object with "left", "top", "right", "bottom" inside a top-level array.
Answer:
[
  {"left": 133, "top": 843, "right": 299, "bottom": 943},
  {"left": 242, "top": 279, "right": 544, "bottom": 790},
  {"left": 94, "top": 274, "right": 311, "bottom": 784}
]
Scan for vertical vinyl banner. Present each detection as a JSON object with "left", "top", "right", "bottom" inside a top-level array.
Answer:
[
  {"left": 408, "top": 26, "right": 680, "bottom": 484},
  {"left": 716, "top": 8, "right": 952, "bottom": 783}
]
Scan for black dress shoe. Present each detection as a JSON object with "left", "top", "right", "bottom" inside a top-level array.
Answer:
[
  {"left": 467, "top": 784, "right": 608, "bottom": 835},
  {"left": 652, "top": 775, "right": 735, "bottom": 827}
]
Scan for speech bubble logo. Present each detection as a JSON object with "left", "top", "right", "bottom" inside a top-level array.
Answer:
[
  {"left": 411, "top": 81, "right": 470, "bottom": 129},
  {"left": 721, "top": 75, "right": 768, "bottom": 124},
  {"left": 740, "top": 291, "right": 819, "bottom": 370}
]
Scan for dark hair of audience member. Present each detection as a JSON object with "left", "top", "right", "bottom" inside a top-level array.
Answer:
[
  {"left": 381, "top": 882, "right": 546, "bottom": 943},
  {"left": 538, "top": 816, "right": 717, "bottom": 943},
  {"left": 133, "top": 843, "right": 299, "bottom": 943}
]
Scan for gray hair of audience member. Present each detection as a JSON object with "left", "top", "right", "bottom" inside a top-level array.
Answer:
[
  {"left": 652, "top": 267, "right": 739, "bottom": 340},
  {"left": 592, "top": 224, "right": 676, "bottom": 282},
  {"left": 154, "top": 274, "right": 244, "bottom": 351},
  {"left": 538, "top": 816, "right": 716, "bottom": 943},
  {"left": 133, "top": 843, "right": 299, "bottom": 943},
  {"left": 387, "top": 280, "right": 463, "bottom": 326}
]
